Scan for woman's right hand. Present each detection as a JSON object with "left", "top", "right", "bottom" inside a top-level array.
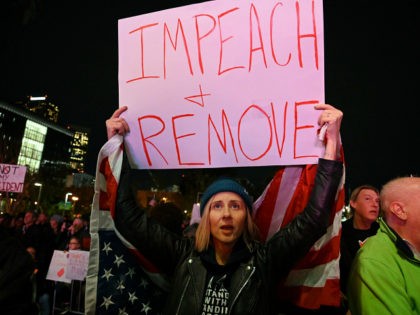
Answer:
[{"left": 106, "top": 106, "right": 130, "bottom": 140}]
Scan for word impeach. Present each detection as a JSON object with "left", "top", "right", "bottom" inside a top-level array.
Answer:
[
  {"left": 0, "top": 163, "right": 27, "bottom": 193},
  {"left": 122, "top": 1, "right": 321, "bottom": 82},
  {"left": 118, "top": 0, "right": 325, "bottom": 169}
]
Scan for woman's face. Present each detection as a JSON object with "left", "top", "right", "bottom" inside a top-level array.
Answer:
[{"left": 208, "top": 192, "right": 247, "bottom": 248}]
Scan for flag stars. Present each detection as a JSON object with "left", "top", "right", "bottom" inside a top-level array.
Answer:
[
  {"left": 116, "top": 280, "right": 125, "bottom": 292},
  {"left": 141, "top": 301, "right": 152, "bottom": 314},
  {"left": 101, "top": 268, "right": 114, "bottom": 281},
  {"left": 100, "top": 295, "right": 115, "bottom": 310},
  {"left": 118, "top": 307, "right": 128, "bottom": 315},
  {"left": 128, "top": 292, "right": 138, "bottom": 304},
  {"left": 125, "top": 267, "right": 135, "bottom": 279},
  {"left": 114, "top": 254, "right": 126, "bottom": 267},
  {"left": 102, "top": 242, "right": 113, "bottom": 255}
]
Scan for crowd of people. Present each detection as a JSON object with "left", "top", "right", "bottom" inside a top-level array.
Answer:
[
  {"left": 0, "top": 211, "right": 90, "bottom": 314},
  {"left": 1, "top": 102, "right": 419, "bottom": 315}
]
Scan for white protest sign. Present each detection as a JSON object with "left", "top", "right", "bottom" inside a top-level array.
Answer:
[
  {"left": 66, "top": 250, "right": 90, "bottom": 281},
  {"left": 46, "top": 250, "right": 72, "bottom": 284},
  {"left": 118, "top": 0, "right": 325, "bottom": 169},
  {"left": 0, "top": 163, "right": 27, "bottom": 193}
]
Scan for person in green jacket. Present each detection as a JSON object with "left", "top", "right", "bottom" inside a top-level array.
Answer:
[{"left": 347, "top": 176, "right": 420, "bottom": 315}]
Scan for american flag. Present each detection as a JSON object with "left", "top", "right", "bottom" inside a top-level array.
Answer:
[
  {"left": 253, "top": 149, "right": 345, "bottom": 309},
  {"left": 85, "top": 135, "right": 169, "bottom": 315},
  {"left": 86, "top": 135, "right": 345, "bottom": 313}
]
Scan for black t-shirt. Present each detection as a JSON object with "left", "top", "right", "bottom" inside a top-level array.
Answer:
[
  {"left": 201, "top": 273, "right": 230, "bottom": 315},
  {"left": 200, "top": 240, "right": 251, "bottom": 315},
  {"left": 339, "top": 218, "right": 379, "bottom": 294}
]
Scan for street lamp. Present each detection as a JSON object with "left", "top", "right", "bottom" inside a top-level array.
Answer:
[
  {"left": 65, "top": 192, "right": 73, "bottom": 204},
  {"left": 34, "top": 182, "right": 43, "bottom": 205},
  {"left": 63, "top": 192, "right": 73, "bottom": 216},
  {"left": 71, "top": 196, "right": 79, "bottom": 213}
]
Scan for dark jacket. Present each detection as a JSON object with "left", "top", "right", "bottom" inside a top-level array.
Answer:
[
  {"left": 339, "top": 217, "right": 379, "bottom": 294},
  {"left": 0, "top": 226, "right": 39, "bottom": 315},
  {"left": 115, "top": 157, "right": 343, "bottom": 315}
]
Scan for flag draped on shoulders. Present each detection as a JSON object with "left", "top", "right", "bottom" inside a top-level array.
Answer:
[
  {"left": 86, "top": 135, "right": 345, "bottom": 313},
  {"left": 85, "top": 135, "right": 169, "bottom": 315},
  {"left": 253, "top": 149, "right": 345, "bottom": 310}
]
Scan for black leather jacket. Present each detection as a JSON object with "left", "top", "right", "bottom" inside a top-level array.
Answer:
[{"left": 115, "top": 157, "right": 343, "bottom": 315}]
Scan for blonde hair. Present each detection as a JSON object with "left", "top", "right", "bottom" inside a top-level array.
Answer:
[{"left": 194, "top": 196, "right": 260, "bottom": 252}]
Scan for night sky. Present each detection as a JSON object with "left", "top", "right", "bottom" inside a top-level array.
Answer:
[{"left": 1, "top": 0, "right": 419, "bottom": 197}]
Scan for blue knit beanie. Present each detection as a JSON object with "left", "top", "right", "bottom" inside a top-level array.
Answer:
[{"left": 200, "top": 177, "right": 253, "bottom": 215}]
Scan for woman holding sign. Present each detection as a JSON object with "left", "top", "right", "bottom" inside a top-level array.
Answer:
[{"left": 107, "top": 104, "right": 343, "bottom": 315}]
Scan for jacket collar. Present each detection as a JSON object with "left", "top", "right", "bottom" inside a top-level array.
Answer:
[
  {"left": 379, "top": 217, "right": 416, "bottom": 260},
  {"left": 201, "top": 239, "right": 252, "bottom": 269}
]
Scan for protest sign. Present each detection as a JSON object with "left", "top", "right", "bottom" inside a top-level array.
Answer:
[
  {"left": 47, "top": 250, "right": 90, "bottom": 283},
  {"left": 0, "top": 163, "right": 26, "bottom": 193},
  {"left": 118, "top": 0, "right": 325, "bottom": 170},
  {"left": 46, "top": 250, "right": 72, "bottom": 284},
  {"left": 67, "top": 250, "right": 90, "bottom": 281}
]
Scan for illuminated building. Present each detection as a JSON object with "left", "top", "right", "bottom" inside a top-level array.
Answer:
[
  {"left": 0, "top": 100, "right": 74, "bottom": 173},
  {"left": 67, "top": 125, "right": 90, "bottom": 173},
  {"left": 19, "top": 95, "right": 60, "bottom": 123}
]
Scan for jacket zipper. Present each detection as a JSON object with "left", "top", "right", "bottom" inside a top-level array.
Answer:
[
  {"left": 228, "top": 265, "right": 255, "bottom": 315},
  {"left": 176, "top": 276, "right": 191, "bottom": 315}
]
